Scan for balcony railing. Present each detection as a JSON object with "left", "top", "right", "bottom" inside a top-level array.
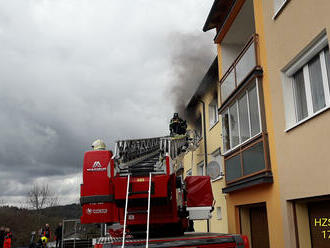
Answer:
[
  {"left": 220, "top": 34, "right": 260, "bottom": 104},
  {"left": 224, "top": 134, "right": 270, "bottom": 185}
]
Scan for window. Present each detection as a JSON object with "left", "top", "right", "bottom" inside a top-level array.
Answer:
[
  {"left": 186, "top": 169, "right": 192, "bottom": 177},
  {"left": 197, "top": 162, "right": 204, "bottom": 176},
  {"left": 195, "top": 115, "right": 202, "bottom": 139},
  {"left": 283, "top": 34, "right": 330, "bottom": 129},
  {"left": 221, "top": 79, "right": 262, "bottom": 153},
  {"left": 293, "top": 69, "right": 308, "bottom": 121},
  {"left": 209, "top": 99, "right": 219, "bottom": 128},
  {"left": 325, "top": 47, "right": 330, "bottom": 89},
  {"left": 216, "top": 207, "right": 222, "bottom": 220}
]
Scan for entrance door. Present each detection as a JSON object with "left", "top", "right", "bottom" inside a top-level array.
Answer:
[
  {"left": 250, "top": 205, "right": 270, "bottom": 248},
  {"left": 309, "top": 200, "right": 330, "bottom": 248}
]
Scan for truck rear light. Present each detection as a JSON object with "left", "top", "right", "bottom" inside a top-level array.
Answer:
[{"left": 242, "top": 235, "right": 250, "bottom": 248}]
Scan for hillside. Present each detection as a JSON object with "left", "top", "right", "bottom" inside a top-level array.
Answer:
[{"left": 0, "top": 204, "right": 82, "bottom": 247}]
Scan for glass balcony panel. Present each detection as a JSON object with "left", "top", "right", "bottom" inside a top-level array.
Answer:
[
  {"left": 238, "top": 93, "right": 250, "bottom": 142},
  {"left": 225, "top": 154, "right": 242, "bottom": 182},
  {"left": 248, "top": 82, "right": 261, "bottom": 136},
  {"left": 229, "top": 102, "right": 239, "bottom": 148},
  {"left": 222, "top": 112, "right": 231, "bottom": 152},
  {"left": 236, "top": 42, "right": 256, "bottom": 85},
  {"left": 242, "top": 141, "right": 266, "bottom": 176},
  {"left": 221, "top": 68, "right": 236, "bottom": 101}
]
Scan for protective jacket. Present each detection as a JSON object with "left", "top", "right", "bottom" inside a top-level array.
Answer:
[
  {"left": 3, "top": 232, "right": 12, "bottom": 248},
  {"left": 41, "top": 227, "right": 51, "bottom": 239},
  {"left": 55, "top": 226, "right": 62, "bottom": 240}
]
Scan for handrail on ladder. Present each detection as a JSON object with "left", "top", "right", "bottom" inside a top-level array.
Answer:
[
  {"left": 121, "top": 174, "right": 130, "bottom": 248},
  {"left": 121, "top": 173, "right": 152, "bottom": 248}
]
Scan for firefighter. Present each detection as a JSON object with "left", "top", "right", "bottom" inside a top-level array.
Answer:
[
  {"left": 91, "top": 139, "right": 106, "bottom": 150},
  {"left": 55, "top": 223, "right": 62, "bottom": 248},
  {"left": 40, "top": 224, "right": 51, "bottom": 247},
  {"left": 3, "top": 227, "right": 12, "bottom": 248},
  {"left": 169, "top": 113, "right": 187, "bottom": 136}
]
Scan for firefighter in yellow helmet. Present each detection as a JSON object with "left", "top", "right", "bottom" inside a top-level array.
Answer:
[{"left": 91, "top": 139, "right": 106, "bottom": 150}]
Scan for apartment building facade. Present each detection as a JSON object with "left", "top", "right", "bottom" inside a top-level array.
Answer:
[
  {"left": 182, "top": 58, "right": 229, "bottom": 234},
  {"left": 203, "top": 0, "right": 284, "bottom": 247},
  {"left": 201, "top": 0, "right": 330, "bottom": 247},
  {"left": 261, "top": 0, "right": 330, "bottom": 247}
]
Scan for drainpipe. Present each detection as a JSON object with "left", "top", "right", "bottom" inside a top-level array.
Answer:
[{"left": 198, "top": 99, "right": 209, "bottom": 233}]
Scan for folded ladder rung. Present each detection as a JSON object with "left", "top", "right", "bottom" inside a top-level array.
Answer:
[
  {"left": 127, "top": 210, "right": 148, "bottom": 214},
  {"left": 129, "top": 191, "right": 149, "bottom": 195}
]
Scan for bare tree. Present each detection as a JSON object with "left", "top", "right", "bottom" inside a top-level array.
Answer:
[{"left": 27, "top": 183, "right": 59, "bottom": 210}]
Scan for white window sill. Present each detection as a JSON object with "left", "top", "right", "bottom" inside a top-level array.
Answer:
[
  {"left": 211, "top": 176, "right": 223, "bottom": 182},
  {"left": 285, "top": 105, "right": 330, "bottom": 132},
  {"left": 209, "top": 120, "right": 219, "bottom": 131},
  {"left": 272, "top": 0, "right": 290, "bottom": 20}
]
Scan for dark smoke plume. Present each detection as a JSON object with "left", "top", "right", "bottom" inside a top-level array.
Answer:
[{"left": 168, "top": 32, "right": 216, "bottom": 119}]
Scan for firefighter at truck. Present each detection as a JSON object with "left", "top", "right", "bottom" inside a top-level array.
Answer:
[
  {"left": 91, "top": 139, "right": 106, "bottom": 150},
  {"left": 169, "top": 113, "right": 187, "bottom": 136},
  {"left": 40, "top": 224, "right": 51, "bottom": 247},
  {"left": 3, "top": 227, "right": 12, "bottom": 248}
]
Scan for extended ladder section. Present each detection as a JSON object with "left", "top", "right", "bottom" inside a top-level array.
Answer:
[
  {"left": 122, "top": 173, "right": 152, "bottom": 248},
  {"left": 114, "top": 137, "right": 162, "bottom": 176},
  {"left": 113, "top": 136, "right": 189, "bottom": 176}
]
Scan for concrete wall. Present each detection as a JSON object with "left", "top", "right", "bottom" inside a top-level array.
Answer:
[{"left": 261, "top": 0, "right": 330, "bottom": 247}]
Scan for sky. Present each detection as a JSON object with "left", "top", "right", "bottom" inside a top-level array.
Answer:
[{"left": 0, "top": 0, "right": 216, "bottom": 207}]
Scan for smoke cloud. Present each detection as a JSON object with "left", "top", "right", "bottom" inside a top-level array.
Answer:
[{"left": 168, "top": 32, "right": 216, "bottom": 119}]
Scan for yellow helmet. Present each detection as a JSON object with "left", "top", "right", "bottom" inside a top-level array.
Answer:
[
  {"left": 41, "top": 236, "right": 48, "bottom": 243},
  {"left": 91, "top": 139, "right": 106, "bottom": 150}
]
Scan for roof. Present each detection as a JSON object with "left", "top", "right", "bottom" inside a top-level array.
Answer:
[
  {"left": 186, "top": 57, "right": 218, "bottom": 109},
  {"left": 203, "top": 0, "right": 237, "bottom": 32}
]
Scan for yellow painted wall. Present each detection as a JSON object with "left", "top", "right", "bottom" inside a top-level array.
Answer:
[
  {"left": 214, "top": 0, "right": 285, "bottom": 247},
  {"left": 182, "top": 84, "right": 228, "bottom": 234}
]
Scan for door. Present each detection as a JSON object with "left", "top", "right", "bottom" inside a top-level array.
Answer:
[
  {"left": 250, "top": 205, "right": 270, "bottom": 248},
  {"left": 309, "top": 200, "right": 330, "bottom": 248}
]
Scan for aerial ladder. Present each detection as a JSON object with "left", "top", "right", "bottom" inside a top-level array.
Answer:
[{"left": 80, "top": 133, "right": 249, "bottom": 248}]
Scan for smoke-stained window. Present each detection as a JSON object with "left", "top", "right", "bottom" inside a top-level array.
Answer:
[
  {"left": 195, "top": 115, "right": 202, "bottom": 139},
  {"left": 222, "top": 112, "right": 230, "bottom": 151},
  {"left": 229, "top": 102, "right": 239, "bottom": 148},
  {"left": 208, "top": 98, "right": 218, "bottom": 128}
]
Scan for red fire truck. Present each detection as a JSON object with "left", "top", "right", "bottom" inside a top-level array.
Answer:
[{"left": 80, "top": 136, "right": 249, "bottom": 248}]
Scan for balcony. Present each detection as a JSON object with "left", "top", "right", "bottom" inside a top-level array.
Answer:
[
  {"left": 220, "top": 34, "right": 261, "bottom": 104},
  {"left": 222, "top": 134, "right": 273, "bottom": 193}
]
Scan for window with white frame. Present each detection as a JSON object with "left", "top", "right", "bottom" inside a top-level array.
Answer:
[
  {"left": 221, "top": 78, "right": 262, "bottom": 153},
  {"left": 216, "top": 207, "right": 222, "bottom": 220},
  {"left": 282, "top": 34, "right": 330, "bottom": 129},
  {"left": 197, "top": 161, "right": 204, "bottom": 176},
  {"left": 209, "top": 98, "right": 219, "bottom": 128}
]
